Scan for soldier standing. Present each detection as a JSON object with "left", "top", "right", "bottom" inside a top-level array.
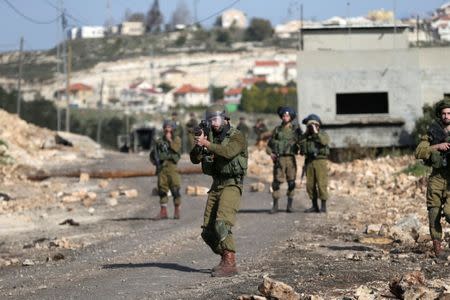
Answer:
[
  {"left": 267, "top": 107, "right": 301, "bottom": 214},
  {"left": 185, "top": 112, "right": 199, "bottom": 152},
  {"left": 415, "top": 99, "right": 450, "bottom": 258},
  {"left": 150, "top": 120, "right": 182, "bottom": 220},
  {"left": 171, "top": 111, "right": 184, "bottom": 151},
  {"left": 253, "top": 118, "right": 269, "bottom": 143},
  {"left": 190, "top": 104, "right": 248, "bottom": 277},
  {"left": 299, "top": 114, "right": 330, "bottom": 213},
  {"left": 236, "top": 117, "right": 250, "bottom": 139}
]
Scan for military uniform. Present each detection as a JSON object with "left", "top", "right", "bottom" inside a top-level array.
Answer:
[
  {"left": 299, "top": 114, "right": 330, "bottom": 213},
  {"left": 190, "top": 104, "right": 247, "bottom": 277},
  {"left": 267, "top": 107, "right": 300, "bottom": 213},
  {"left": 415, "top": 100, "right": 450, "bottom": 257},
  {"left": 185, "top": 114, "right": 199, "bottom": 152},
  {"left": 253, "top": 120, "right": 269, "bottom": 143},
  {"left": 237, "top": 119, "right": 250, "bottom": 139},
  {"left": 150, "top": 130, "right": 182, "bottom": 219}
]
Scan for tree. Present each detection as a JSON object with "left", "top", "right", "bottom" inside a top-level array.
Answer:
[
  {"left": 170, "top": 0, "right": 192, "bottom": 27},
  {"left": 216, "top": 29, "right": 231, "bottom": 44},
  {"left": 146, "top": 0, "right": 164, "bottom": 33},
  {"left": 245, "top": 18, "right": 273, "bottom": 41}
]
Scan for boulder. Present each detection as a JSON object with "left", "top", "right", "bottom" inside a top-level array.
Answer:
[{"left": 258, "top": 276, "right": 300, "bottom": 300}]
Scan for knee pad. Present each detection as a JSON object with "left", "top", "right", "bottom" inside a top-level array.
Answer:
[
  {"left": 158, "top": 190, "right": 167, "bottom": 198},
  {"left": 214, "top": 220, "right": 231, "bottom": 242},
  {"left": 272, "top": 180, "right": 280, "bottom": 191},
  {"left": 170, "top": 187, "right": 181, "bottom": 198},
  {"left": 287, "top": 180, "right": 296, "bottom": 191}
]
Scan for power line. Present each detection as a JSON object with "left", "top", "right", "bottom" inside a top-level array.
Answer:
[
  {"left": 196, "top": 0, "right": 241, "bottom": 24},
  {"left": 2, "top": 0, "right": 61, "bottom": 25},
  {"left": 42, "top": 0, "right": 88, "bottom": 26}
]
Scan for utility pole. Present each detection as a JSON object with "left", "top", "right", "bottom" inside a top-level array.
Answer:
[
  {"left": 416, "top": 15, "right": 420, "bottom": 47},
  {"left": 193, "top": 0, "right": 199, "bottom": 24},
  {"left": 299, "top": 3, "right": 304, "bottom": 51},
  {"left": 347, "top": 2, "right": 351, "bottom": 49},
  {"left": 16, "top": 36, "right": 24, "bottom": 117},
  {"left": 96, "top": 79, "right": 105, "bottom": 144},
  {"left": 57, "top": 0, "right": 63, "bottom": 131},
  {"left": 393, "top": 0, "right": 397, "bottom": 49}
]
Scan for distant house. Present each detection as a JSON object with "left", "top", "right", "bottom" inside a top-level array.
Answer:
[
  {"left": 275, "top": 20, "right": 302, "bottom": 39},
  {"left": 120, "top": 22, "right": 145, "bottom": 36},
  {"left": 54, "top": 83, "right": 95, "bottom": 108},
  {"left": 240, "top": 76, "right": 266, "bottom": 88},
  {"left": 253, "top": 60, "right": 285, "bottom": 84},
  {"left": 224, "top": 87, "right": 243, "bottom": 105},
  {"left": 221, "top": 9, "right": 247, "bottom": 29},
  {"left": 120, "top": 80, "right": 170, "bottom": 113},
  {"left": 432, "top": 16, "right": 450, "bottom": 41},
  {"left": 173, "top": 84, "right": 209, "bottom": 107},
  {"left": 284, "top": 61, "right": 297, "bottom": 83},
  {"left": 68, "top": 26, "right": 105, "bottom": 40}
]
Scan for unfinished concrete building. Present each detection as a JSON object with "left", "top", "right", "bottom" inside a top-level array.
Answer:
[{"left": 297, "top": 25, "right": 450, "bottom": 148}]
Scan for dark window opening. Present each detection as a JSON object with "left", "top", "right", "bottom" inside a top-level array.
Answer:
[
  {"left": 336, "top": 92, "right": 389, "bottom": 114},
  {"left": 444, "top": 93, "right": 450, "bottom": 99}
]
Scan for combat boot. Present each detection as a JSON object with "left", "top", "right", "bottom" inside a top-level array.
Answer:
[
  {"left": 286, "top": 197, "right": 294, "bottom": 213},
  {"left": 174, "top": 204, "right": 181, "bottom": 219},
  {"left": 320, "top": 200, "right": 327, "bottom": 213},
  {"left": 153, "top": 205, "right": 168, "bottom": 220},
  {"left": 304, "top": 198, "right": 320, "bottom": 213},
  {"left": 270, "top": 199, "right": 279, "bottom": 214},
  {"left": 211, "top": 250, "right": 238, "bottom": 277},
  {"left": 211, "top": 254, "right": 224, "bottom": 272}
]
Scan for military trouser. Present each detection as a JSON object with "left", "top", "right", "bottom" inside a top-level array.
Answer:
[
  {"left": 157, "top": 161, "right": 181, "bottom": 206},
  {"left": 201, "top": 179, "right": 242, "bottom": 255},
  {"left": 426, "top": 172, "right": 450, "bottom": 240},
  {"left": 306, "top": 158, "right": 329, "bottom": 202},
  {"left": 272, "top": 155, "right": 297, "bottom": 200}
]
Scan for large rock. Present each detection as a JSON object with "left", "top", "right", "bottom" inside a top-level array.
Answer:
[
  {"left": 258, "top": 276, "right": 300, "bottom": 300},
  {"left": 55, "top": 131, "right": 100, "bottom": 151},
  {"left": 389, "top": 271, "right": 439, "bottom": 300}
]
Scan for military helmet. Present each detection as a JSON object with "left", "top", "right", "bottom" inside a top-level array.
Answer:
[
  {"left": 277, "top": 106, "right": 297, "bottom": 119},
  {"left": 205, "top": 104, "right": 229, "bottom": 120},
  {"left": 163, "top": 119, "right": 175, "bottom": 129},
  {"left": 435, "top": 99, "right": 450, "bottom": 118},
  {"left": 302, "top": 114, "right": 322, "bottom": 126}
]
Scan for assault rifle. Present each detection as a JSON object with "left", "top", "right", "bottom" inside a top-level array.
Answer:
[
  {"left": 193, "top": 120, "right": 210, "bottom": 138},
  {"left": 149, "top": 140, "right": 165, "bottom": 174}
]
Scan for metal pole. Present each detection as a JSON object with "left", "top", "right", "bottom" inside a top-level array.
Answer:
[
  {"left": 16, "top": 36, "right": 24, "bottom": 117},
  {"left": 299, "top": 3, "right": 304, "bottom": 51},
  {"left": 393, "top": 0, "right": 397, "bottom": 49},
  {"left": 416, "top": 15, "right": 420, "bottom": 47},
  {"left": 347, "top": 2, "right": 351, "bottom": 49},
  {"left": 96, "top": 79, "right": 105, "bottom": 143},
  {"left": 65, "top": 38, "right": 72, "bottom": 132}
]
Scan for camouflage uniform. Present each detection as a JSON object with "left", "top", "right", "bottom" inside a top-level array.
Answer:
[
  {"left": 190, "top": 104, "right": 247, "bottom": 277},
  {"left": 267, "top": 107, "right": 301, "bottom": 213},
  {"left": 185, "top": 114, "right": 199, "bottom": 152},
  {"left": 150, "top": 131, "right": 182, "bottom": 219},
  {"left": 415, "top": 101, "right": 450, "bottom": 256},
  {"left": 299, "top": 114, "right": 330, "bottom": 213},
  {"left": 237, "top": 119, "right": 250, "bottom": 139}
]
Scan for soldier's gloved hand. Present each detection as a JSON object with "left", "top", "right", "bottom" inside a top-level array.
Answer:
[{"left": 195, "top": 132, "right": 210, "bottom": 148}]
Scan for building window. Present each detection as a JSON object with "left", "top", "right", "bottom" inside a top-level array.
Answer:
[
  {"left": 444, "top": 93, "right": 450, "bottom": 99},
  {"left": 336, "top": 92, "right": 389, "bottom": 115}
]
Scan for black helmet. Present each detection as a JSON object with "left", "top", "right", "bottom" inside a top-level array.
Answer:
[
  {"left": 163, "top": 119, "right": 175, "bottom": 129},
  {"left": 277, "top": 106, "right": 297, "bottom": 119},
  {"left": 435, "top": 99, "right": 450, "bottom": 118},
  {"left": 205, "top": 104, "right": 229, "bottom": 120},
  {"left": 302, "top": 114, "right": 322, "bottom": 126}
]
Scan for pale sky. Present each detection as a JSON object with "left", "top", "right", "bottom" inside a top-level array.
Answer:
[{"left": 0, "top": 0, "right": 446, "bottom": 52}]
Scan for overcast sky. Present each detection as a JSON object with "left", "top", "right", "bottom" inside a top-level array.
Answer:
[{"left": 0, "top": 0, "right": 446, "bottom": 52}]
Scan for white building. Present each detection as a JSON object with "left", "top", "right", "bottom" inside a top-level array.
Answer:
[
  {"left": 173, "top": 84, "right": 209, "bottom": 107},
  {"left": 68, "top": 26, "right": 105, "bottom": 39},
  {"left": 252, "top": 60, "right": 285, "bottom": 84},
  {"left": 221, "top": 9, "right": 247, "bottom": 29},
  {"left": 120, "top": 81, "right": 171, "bottom": 113},
  {"left": 432, "top": 16, "right": 450, "bottom": 41},
  {"left": 120, "top": 22, "right": 145, "bottom": 36}
]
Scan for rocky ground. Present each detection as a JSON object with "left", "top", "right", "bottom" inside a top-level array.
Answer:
[{"left": 1, "top": 109, "right": 450, "bottom": 299}]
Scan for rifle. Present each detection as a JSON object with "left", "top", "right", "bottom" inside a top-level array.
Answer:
[
  {"left": 149, "top": 140, "right": 164, "bottom": 174},
  {"left": 193, "top": 120, "right": 211, "bottom": 155},
  {"left": 299, "top": 162, "right": 307, "bottom": 187}
]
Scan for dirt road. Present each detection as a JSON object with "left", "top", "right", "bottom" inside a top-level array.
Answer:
[{"left": 0, "top": 155, "right": 447, "bottom": 299}]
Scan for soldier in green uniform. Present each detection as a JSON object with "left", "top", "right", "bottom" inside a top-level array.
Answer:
[
  {"left": 415, "top": 99, "right": 450, "bottom": 258},
  {"left": 190, "top": 104, "right": 248, "bottom": 277},
  {"left": 267, "top": 106, "right": 301, "bottom": 214},
  {"left": 185, "top": 112, "right": 199, "bottom": 152},
  {"left": 150, "top": 120, "right": 182, "bottom": 220},
  {"left": 253, "top": 118, "right": 269, "bottom": 143},
  {"left": 237, "top": 117, "right": 250, "bottom": 139},
  {"left": 171, "top": 111, "right": 185, "bottom": 152},
  {"left": 299, "top": 114, "right": 330, "bottom": 213}
]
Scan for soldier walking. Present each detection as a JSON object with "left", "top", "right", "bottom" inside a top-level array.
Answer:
[
  {"left": 190, "top": 104, "right": 248, "bottom": 277},
  {"left": 236, "top": 117, "right": 250, "bottom": 139},
  {"left": 267, "top": 106, "right": 301, "bottom": 214},
  {"left": 415, "top": 99, "right": 450, "bottom": 258},
  {"left": 185, "top": 112, "right": 199, "bottom": 152},
  {"left": 299, "top": 114, "right": 330, "bottom": 213},
  {"left": 150, "top": 120, "right": 182, "bottom": 220}
]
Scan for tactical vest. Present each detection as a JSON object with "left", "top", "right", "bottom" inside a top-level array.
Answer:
[
  {"left": 427, "top": 121, "right": 450, "bottom": 168},
  {"left": 301, "top": 133, "right": 330, "bottom": 160},
  {"left": 202, "top": 127, "right": 248, "bottom": 178},
  {"left": 270, "top": 124, "right": 299, "bottom": 156},
  {"left": 156, "top": 138, "right": 180, "bottom": 163}
]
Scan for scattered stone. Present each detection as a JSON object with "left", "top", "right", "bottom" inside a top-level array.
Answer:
[
  {"left": 365, "top": 224, "right": 382, "bottom": 235},
  {"left": 79, "top": 173, "right": 90, "bottom": 183},
  {"left": 122, "top": 189, "right": 138, "bottom": 198},
  {"left": 22, "top": 259, "right": 35, "bottom": 266},
  {"left": 110, "top": 191, "right": 120, "bottom": 198},
  {"left": 106, "top": 197, "right": 118, "bottom": 206},
  {"left": 389, "top": 271, "right": 432, "bottom": 299},
  {"left": 52, "top": 253, "right": 65, "bottom": 261},
  {"left": 88, "top": 207, "right": 95, "bottom": 215},
  {"left": 185, "top": 186, "right": 209, "bottom": 196},
  {"left": 258, "top": 275, "right": 300, "bottom": 300},
  {"left": 41, "top": 137, "right": 56, "bottom": 149},
  {"left": 59, "top": 219, "right": 80, "bottom": 226},
  {"left": 250, "top": 182, "right": 265, "bottom": 192},
  {"left": 0, "top": 192, "right": 11, "bottom": 201},
  {"left": 237, "top": 295, "right": 267, "bottom": 300},
  {"left": 359, "top": 236, "right": 394, "bottom": 245},
  {"left": 98, "top": 180, "right": 109, "bottom": 189}
]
